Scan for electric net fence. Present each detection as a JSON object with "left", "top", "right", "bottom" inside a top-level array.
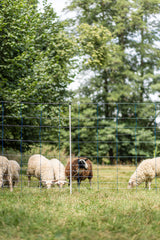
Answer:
[{"left": 0, "top": 101, "right": 160, "bottom": 192}]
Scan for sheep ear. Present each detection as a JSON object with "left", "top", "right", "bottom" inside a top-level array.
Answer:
[
  {"left": 83, "top": 158, "right": 88, "bottom": 161},
  {"left": 130, "top": 181, "right": 134, "bottom": 187}
]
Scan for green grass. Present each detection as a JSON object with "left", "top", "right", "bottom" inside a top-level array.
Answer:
[{"left": 1, "top": 165, "right": 160, "bottom": 240}]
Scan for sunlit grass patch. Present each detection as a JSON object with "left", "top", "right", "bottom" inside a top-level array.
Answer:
[
  {"left": 1, "top": 188, "right": 160, "bottom": 239},
  {"left": 1, "top": 164, "right": 160, "bottom": 239}
]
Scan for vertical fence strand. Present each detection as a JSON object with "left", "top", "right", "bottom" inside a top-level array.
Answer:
[
  {"left": 20, "top": 103, "right": 23, "bottom": 191},
  {"left": 1, "top": 102, "right": 4, "bottom": 190},
  {"left": 39, "top": 105, "right": 42, "bottom": 189},
  {"left": 78, "top": 104, "right": 80, "bottom": 157},
  {"left": 1, "top": 102, "right": 4, "bottom": 157},
  {"left": 135, "top": 104, "right": 138, "bottom": 192},
  {"left": 78, "top": 103, "right": 80, "bottom": 191},
  {"left": 69, "top": 103, "right": 72, "bottom": 194},
  {"left": 154, "top": 103, "right": 157, "bottom": 192},
  {"left": 97, "top": 104, "right": 99, "bottom": 190},
  {"left": 59, "top": 104, "right": 61, "bottom": 188},
  {"left": 116, "top": 104, "right": 119, "bottom": 192}
]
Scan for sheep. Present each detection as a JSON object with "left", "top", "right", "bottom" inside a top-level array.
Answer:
[
  {"left": 50, "top": 158, "right": 67, "bottom": 188},
  {"left": 0, "top": 156, "right": 13, "bottom": 191},
  {"left": 27, "top": 154, "right": 55, "bottom": 189},
  {"left": 128, "top": 157, "right": 160, "bottom": 190},
  {"left": 3, "top": 160, "right": 20, "bottom": 188},
  {"left": 65, "top": 157, "right": 93, "bottom": 187}
]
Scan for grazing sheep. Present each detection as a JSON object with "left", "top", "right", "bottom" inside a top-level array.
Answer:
[
  {"left": 65, "top": 157, "right": 93, "bottom": 186},
  {"left": 128, "top": 157, "right": 160, "bottom": 190},
  {"left": 4, "top": 160, "right": 20, "bottom": 188},
  {"left": 0, "top": 156, "right": 13, "bottom": 191},
  {"left": 9, "top": 160, "right": 20, "bottom": 187},
  {"left": 50, "top": 158, "right": 67, "bottom": 188},
  {"left": 27, "top": 154, "right": 55, "bottom": 189}
]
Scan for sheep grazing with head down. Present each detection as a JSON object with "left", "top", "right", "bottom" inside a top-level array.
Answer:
[
  {"left": 4, "top": 160, "right": 20, "bottom": 188},
  {"left": 128, "top": 157, "right": 160, "bottom": 190},
  {"left": 0, "top": 156, "right": 13, "bottom": 191},
  {"left": 65, "top": 157, "right": 93, "bottom": 186},
  {"left": 50, "top": 158, "right": 67, "bottom": 188},
  {"left": 27, "top": 154, "right": 55, "bottom": 189}
]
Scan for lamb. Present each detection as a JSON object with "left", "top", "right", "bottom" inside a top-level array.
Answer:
[
  {"left": 128, "top": 157, "right": 160, "bottom": 190},
  {"left": 50, "top": 158, "right": 67, "bottom": 188},
  {"left": 27, "top": 154, "right": 55, "bottom": 189},
  {"left": 4, "top": 160, "right": 20, "bottom": 188},
  {"left": 0, "top": 156, "right": 13, "bottom": 191},
  {"left": 65, "top": 157, "right": 93, "bottom": 186}
]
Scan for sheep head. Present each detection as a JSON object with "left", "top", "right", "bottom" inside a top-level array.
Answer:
[
  {"left": 78, "top": 159, "right": 88, "bottom": 170},
  {"left": 54, "top": 180, "right": 68, "bottom": 188},
  {"left": 127, "top": 180, "right": 138, "bottom": 189},
  {"left": 42, "top": 180, "right": 55, "bottom": 189}
]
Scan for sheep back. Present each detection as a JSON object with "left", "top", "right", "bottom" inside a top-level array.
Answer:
[
  {"left": 27, "top": 154, "right": 55, "bottom": 188},
  {"left": 128, "top": 157, "right": 160, "bottom": 188},
  {"left": 3, "top": 160, "right": 20, "bottom": 187},
  {"left": 50, "top": 159, "right": 67, "bottom": 187},
  {"left": 9, "top": 160, "right": 20, "bottom": 185}
]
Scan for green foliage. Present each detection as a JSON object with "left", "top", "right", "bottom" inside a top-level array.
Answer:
[
  {"left": 68, "top": 0, "right": 160, "bottom": 102},
  {"left": 59, "top": 101, "right": 159, "bottom": 164},
  {"left": 0, "top": 0, "right": 77, "bottom": 103},
  {"left": 64, "top": 0, "right": 160, "bottom": 163},
  {"left": 0, "top": 0, "right": 160, "bottom": 162},
  {"left": 0, "top": 0, "right": 77, "bottom": 151},
  {"left": 78, "top": 23, "right": 121, "bottom": 70}
]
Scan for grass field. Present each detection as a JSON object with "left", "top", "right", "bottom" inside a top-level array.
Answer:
[{"left": 1, "top": 165, "right": 160, "bottom": 240}]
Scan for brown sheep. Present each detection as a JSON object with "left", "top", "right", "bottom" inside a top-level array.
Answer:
[{"left": 65, "top": 157, "right": 93, "bottom": 186}]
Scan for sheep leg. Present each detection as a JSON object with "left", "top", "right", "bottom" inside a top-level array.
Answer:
[
  {"left": 8, "top": 176, "right": 13, "bottom": 192},
  {"left": 148, "top": 181, "right": 151, "bottom": 190},
  {"left": 14, "top": 178, "right": 19, "bottom": 187},
  {"left": 77, "top": 178, "right": 81, "bottom": 187},
  {"left": 28, "top": 175, "right": 31, "bottom": 187},
  {"left": 13, "top": 181, "right": 15, "bottom": 187},
  {"left": 145, "top": 181, "right": 148, "bottom": 189},
  {"left": 89, "top": 178, "right": 92, "bottom": 187}
]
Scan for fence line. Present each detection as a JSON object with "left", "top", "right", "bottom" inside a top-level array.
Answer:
[{"left": 0, "top": 101, "right": 160, "bottom": 192}]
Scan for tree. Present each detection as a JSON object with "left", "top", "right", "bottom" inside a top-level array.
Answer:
[
  {"left": 65, "top": 0, "right": 160, "bottom": 163},
  {"left": 0, "top": 0, "right": 77, "bottom": 151}
]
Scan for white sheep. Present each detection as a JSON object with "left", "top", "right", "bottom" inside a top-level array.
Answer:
[
  {"left": 50, "top": 158, "right": 67, "bottom": 188},
  {"left": 128, "top": 157, "right": 160, "bottom": 190},
  {"left": 0, "top": 156, "right": 13, "bottom": 191},
  {"left": 27, "top": 154, "right": 55, "bottom": 189},
  {"left": 8, "top": 160, "right": 20, "bottom": 187}
]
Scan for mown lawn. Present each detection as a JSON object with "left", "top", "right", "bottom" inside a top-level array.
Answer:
[
  {"left": 1, "top": 165, "right": 160, "bottom": 240},
  {"left": 1, "top": 188, "right": 160, "bottom": 240}
]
